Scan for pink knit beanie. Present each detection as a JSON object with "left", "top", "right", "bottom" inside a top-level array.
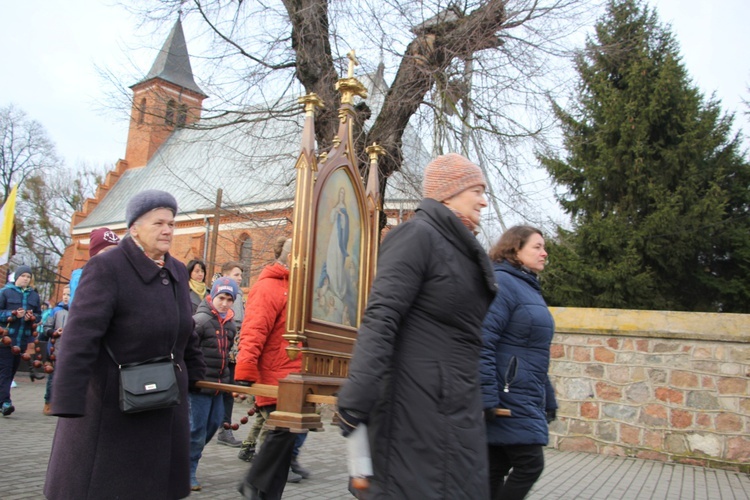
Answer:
[{"left": 422, "top": 153, "right": 487, "bottom": 202}]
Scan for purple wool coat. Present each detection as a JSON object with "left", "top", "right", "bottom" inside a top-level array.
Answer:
[{"left": 45, "top": 236, "right": 206, "bottom": 500}]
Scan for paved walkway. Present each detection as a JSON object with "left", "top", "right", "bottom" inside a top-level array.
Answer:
[{"left": 1, "top": 376, "right": 748, "bottom": 499}]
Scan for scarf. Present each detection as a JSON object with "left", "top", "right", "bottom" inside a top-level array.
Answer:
[
  {"left": 447, "top": 207, "right": 478, "bottom": 234},
  {"left": 131, "top": 235, "right": 165, "bottom": 267},
  {"left": 189, "top": 279, "right": 207, "bottom": 299}
]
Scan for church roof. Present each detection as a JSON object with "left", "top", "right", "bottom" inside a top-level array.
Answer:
[
  {"left": 136, "top": 19, "right": 207, "bottom": 97},
  {"left": 76, "top": 73, "right": 429, "bottom": 231}
]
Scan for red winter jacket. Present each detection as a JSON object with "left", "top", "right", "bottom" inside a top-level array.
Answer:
[{"left": 235, "top": 262, "right": 300, "bottom": 407}]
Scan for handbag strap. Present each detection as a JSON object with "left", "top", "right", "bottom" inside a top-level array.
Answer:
[
  {"left": 104, "top": 268, "right": 180, "bottom": 367},
  {"left": 104, "top": 342, "right": 175, "bottom": 368}
]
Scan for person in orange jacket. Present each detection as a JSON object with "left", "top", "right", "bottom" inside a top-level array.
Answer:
[
  {"left": 235, "top": 237, "right": 309, "bottom": 497},
  {"left": 235, "top": 236, "right": 298, "bottom": 412}
]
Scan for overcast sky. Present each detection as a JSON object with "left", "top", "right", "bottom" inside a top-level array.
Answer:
[{"left": 1, "top": 0, "right": 748, "bottom": 171}]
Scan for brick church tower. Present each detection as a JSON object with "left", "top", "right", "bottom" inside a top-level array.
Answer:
[
  {"left": 57, "top": 18, "right": 209, "bottom": 290},
  {"left": 124, "top": 18, "right": 207, "bottom": 167}
]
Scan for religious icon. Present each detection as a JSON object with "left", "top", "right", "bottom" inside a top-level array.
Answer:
[{"left": 312, "top": 168, "right": 361, "bottom": 327}]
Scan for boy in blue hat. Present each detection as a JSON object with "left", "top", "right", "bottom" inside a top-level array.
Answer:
[{"left": 188, "top": 276, "right": 239, "bottom": 491}]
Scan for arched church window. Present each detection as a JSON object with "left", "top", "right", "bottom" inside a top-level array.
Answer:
[
  {"left": 177, "top": 104, "right": 188, "bottom": 127},
  {"left": 165, "top": 100, "right": 176, "bottom": 126},
  {"left": 239, "top": 235, "right": 252, "bottom": 287},
  {"left": 138, "top": 98, "right": 146, "bottom": 124}
]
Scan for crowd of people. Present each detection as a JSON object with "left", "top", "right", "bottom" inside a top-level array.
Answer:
[{"left": 0, "top": 152, "right": 557, "bottom": 500}]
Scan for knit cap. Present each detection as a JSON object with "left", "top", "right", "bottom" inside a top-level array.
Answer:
[
  {"left": 89, "top": 228, "right": 120, "bottom": 257},
  {"left": 211, "top": 277, "right": 239, "bottom": 301},
  {"left": 422, "top": 153, "right": 487, "bottom": 202},
  {"left": 14, "top": 265, "right": 33, "bottom": 280},
  {"left": 125, "top": 190, "right": 178, "bottom": 228}
]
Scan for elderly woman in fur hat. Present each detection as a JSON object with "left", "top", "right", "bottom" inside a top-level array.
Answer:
[
  {"left": 337, "top": 153, "right": 499, "bottom": 499},
  {"left": 45, "top": 189, "right": 206, "bottom": 500}
]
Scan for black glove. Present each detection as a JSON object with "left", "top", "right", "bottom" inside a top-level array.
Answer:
[
  {"left": 188, "top": 381, "right": 202, "bottom": 394},
  {"left": 337, "top": 408, "right": 367, "bottom": 437},
  {"left": 484, "top": 408, "right": 497, "bottom": 422},
  {"left": 546, "top": 409, "right": 556, "bottom": 424},
  {"left": 235, "top": 380, "right": 254, "bottom": 387}
]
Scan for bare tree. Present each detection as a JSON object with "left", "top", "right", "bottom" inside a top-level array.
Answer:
[
  {"left": 14, "top": 165, "right": 108, "bottom": 298},
  {"left": 0, "top": 104, "right": 107, "bottom": 295},
  {"left": 115, "top": 0, "right": 596, "bottom": 234},
  {"left": 0, "top": 104, "right": 60, "bottom": 203}
]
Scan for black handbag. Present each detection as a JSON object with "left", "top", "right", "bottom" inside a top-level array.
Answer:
[
  {"left": 104, "top": 275, "right": 182, "bottom": 413},
  {"left": 109, "top": 351, "right": 181, "bottom": 414}
]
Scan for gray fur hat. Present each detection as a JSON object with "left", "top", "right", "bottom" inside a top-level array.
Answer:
[{"left": 125, "top": 190, "right": 178, "bottom": 228}]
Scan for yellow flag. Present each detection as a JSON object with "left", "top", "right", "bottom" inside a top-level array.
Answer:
[{"left": 0, "top": 185, "right": 18, "bottom": 266}]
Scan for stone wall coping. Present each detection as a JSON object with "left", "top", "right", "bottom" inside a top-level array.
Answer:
[{"left": 550, "top": 307, "right": 750, "bottom": 343}]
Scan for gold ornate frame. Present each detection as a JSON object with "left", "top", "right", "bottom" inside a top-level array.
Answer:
[{"left": 266, "top": 52, "right": 384, "bottom": 431}]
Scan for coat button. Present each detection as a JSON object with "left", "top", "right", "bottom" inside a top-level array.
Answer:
[{"left": 162, "top": 278, "right": 170, "bottom": 285}]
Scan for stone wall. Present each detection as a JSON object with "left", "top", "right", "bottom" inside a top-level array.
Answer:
[{"left": 547, "top": 307, "right": 750, "bottom": 472}]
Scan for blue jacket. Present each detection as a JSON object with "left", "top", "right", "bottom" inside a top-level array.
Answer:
[
  {"left": 480, "top": 260, "right": 557, "bottom": 446},
  {"left": 0, "top": 283, "right": 42, "bottom": 348},
  {"left": 68, "top": 268, "right": 82, "bottom": 306}
]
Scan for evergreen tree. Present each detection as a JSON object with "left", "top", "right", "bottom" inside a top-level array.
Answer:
[{"left": 540, "top": 0, "right": 750, "bottom": 312}]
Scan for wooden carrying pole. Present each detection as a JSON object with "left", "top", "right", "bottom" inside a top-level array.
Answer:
[
  {"left": 195, "top": 380, "right": 337, "bottom": 405},
  {"left": 194, "top": 381, "right": 510, "bottom": 416}
]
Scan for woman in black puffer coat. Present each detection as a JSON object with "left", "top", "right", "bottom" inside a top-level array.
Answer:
[
  {"left": 337, "top": 153, "right": 498, "bottom": 499},
  {"left": 480, "top": 225, "right": 557, "bottom": 500}
]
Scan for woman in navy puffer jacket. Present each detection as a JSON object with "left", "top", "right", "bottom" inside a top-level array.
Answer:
[{"left": 480, "top": 225, "right": 557, "bottom": 500}]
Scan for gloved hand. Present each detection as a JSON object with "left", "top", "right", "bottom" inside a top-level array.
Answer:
[
  {"left": 337, "top": 408, "right": 367, "bottom": 437},
  {"left": 484, "top": 408, "right": 497, "bottom": 422},
  {"left": 546, "top": 409, "right": 557, "bottom": 424},
  {"left": 235, "top": 380, "right": 254, "bottom": 387},
  {"left": 188, "top": 381, "right": 202, "bottom": 394}
]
